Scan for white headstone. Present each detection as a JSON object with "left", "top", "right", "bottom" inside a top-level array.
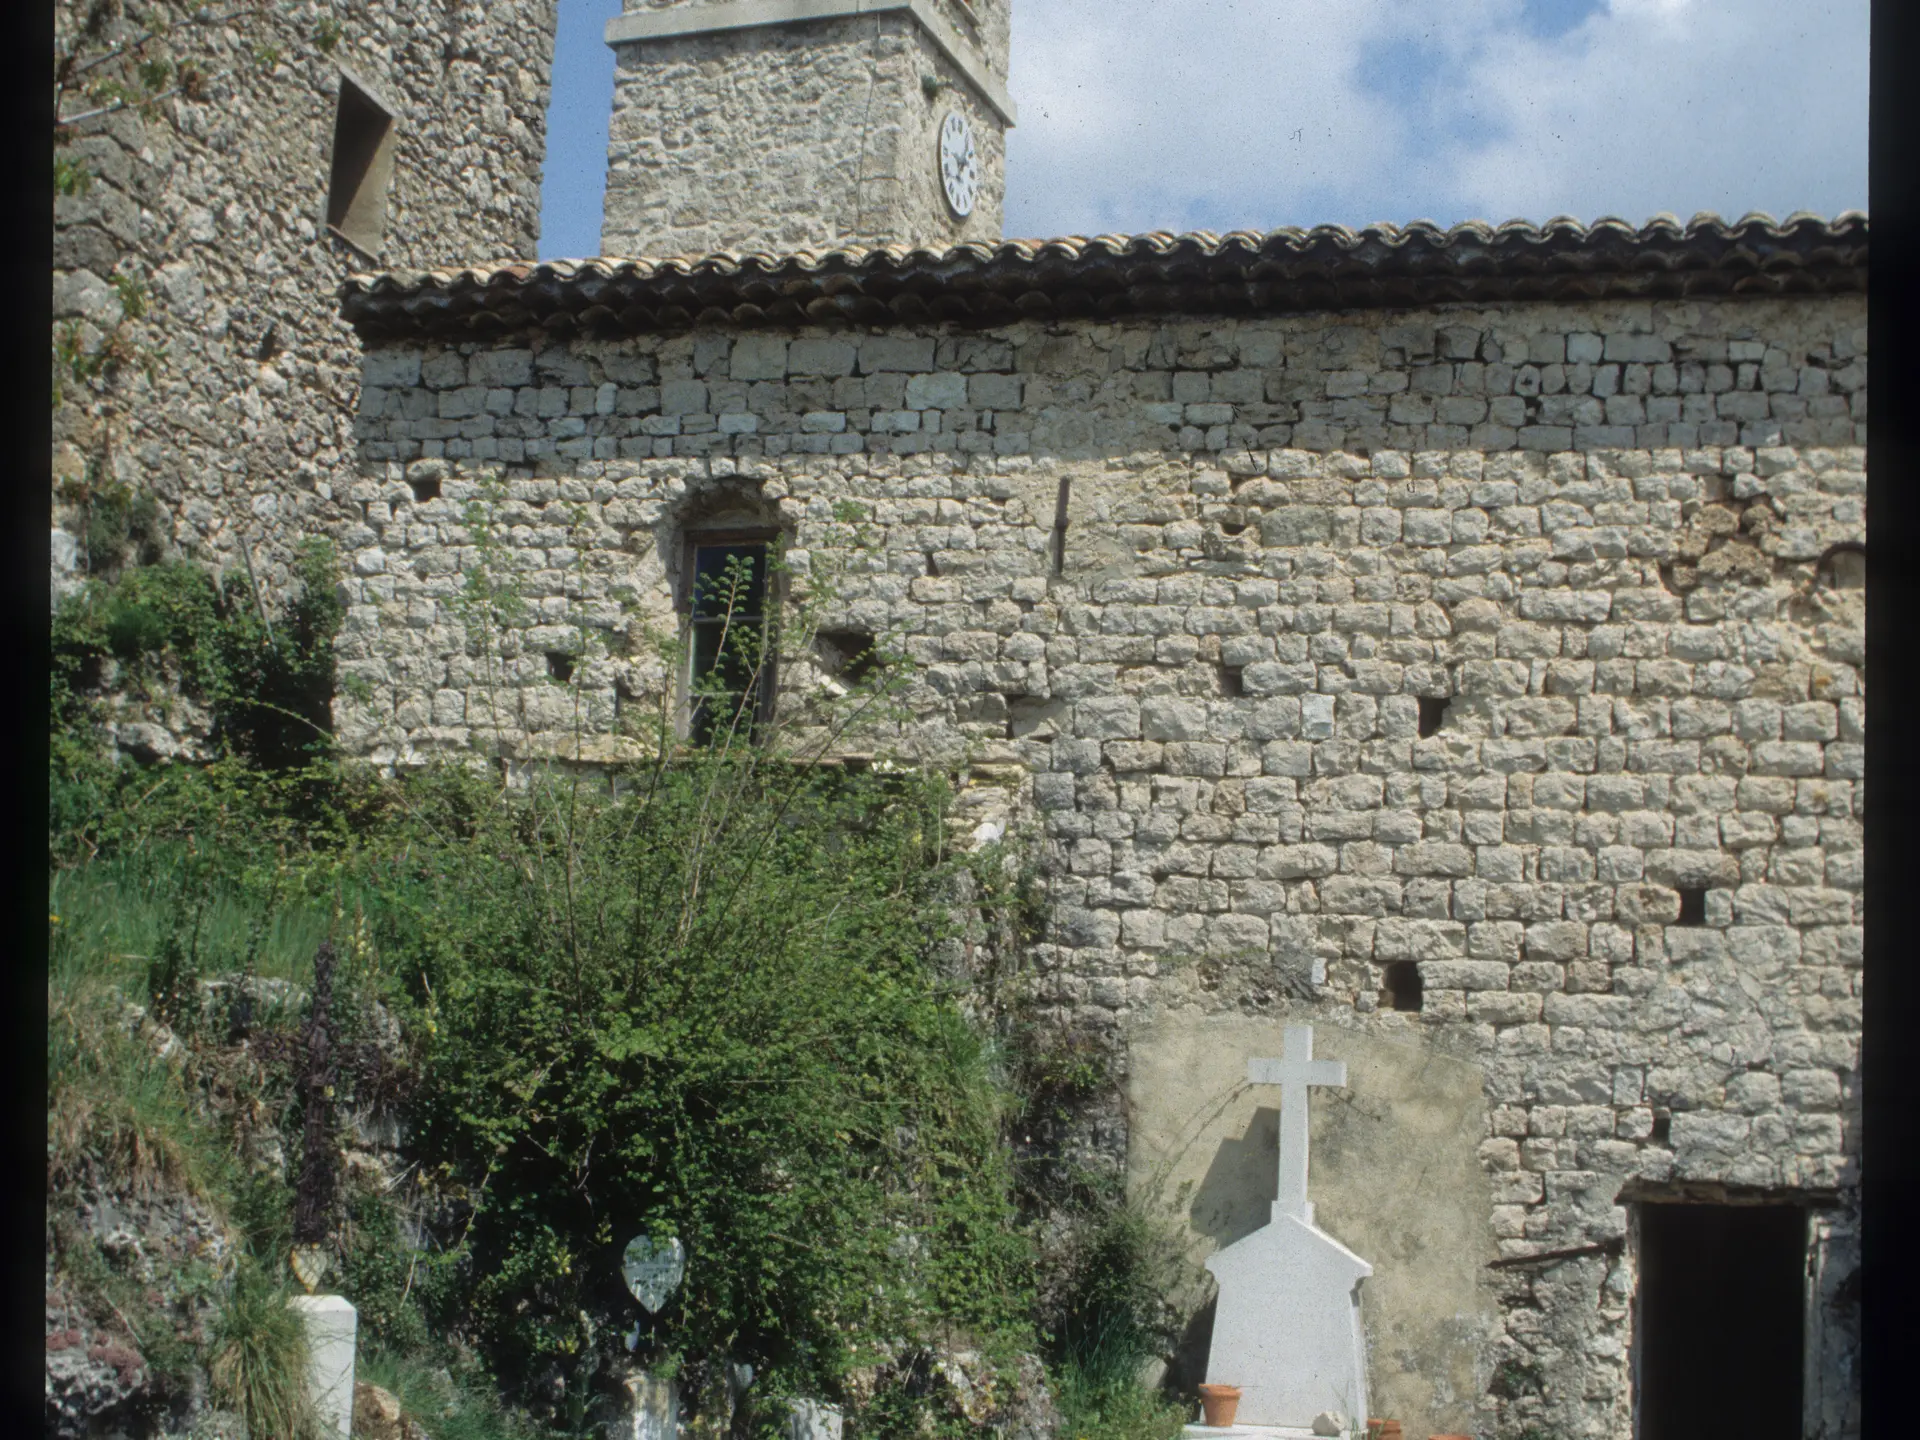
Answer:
[
  {"left": 1199, "top": 1025, "right": 1372, "bottom": 1430},
  {"left": 287, "top": 1294, "right": 357, "bottom": 1440},
  {"left": 788, "top": 1398, "right": 844, "bottom": 1440},
  {"left": 614, "top": 1368, "right": 679, "bottom": 1440}
]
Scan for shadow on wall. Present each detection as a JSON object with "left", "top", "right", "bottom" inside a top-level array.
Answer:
[
  {"left": 1190, "top": 1105, "right": 1280, "bottom": 1253},
  {"left": 1169, "top": 1294, "right": 1216, "bottom": 1394}
]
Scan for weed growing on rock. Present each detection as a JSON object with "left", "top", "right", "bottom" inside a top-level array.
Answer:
[{"left": 208, "top": 1257, "right": 318, "bottom": 1440}]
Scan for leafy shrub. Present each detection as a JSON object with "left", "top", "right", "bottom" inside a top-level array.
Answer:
[
  {"left": 41, "top": 520, "right": 1137, "bottom": 1439},
  {"left": 51, "top": 539, "right": 344, "bottom": 858},
  {"left": 58, "top": 474, "right": 167, "bottom": 574},
  {"left": 336, "top": 1177, "right": 433, "bottom": 1356},
  {"left": 374, "top": 755, "right": 1035, "bottom": 1423},
  {"left": 1040, "top": 1199, "right": 1188, "bottom": 1440}
]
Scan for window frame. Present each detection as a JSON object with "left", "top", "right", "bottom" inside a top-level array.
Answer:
[{"left": 679, "top": 527, "right": 782, "bottom": 744}]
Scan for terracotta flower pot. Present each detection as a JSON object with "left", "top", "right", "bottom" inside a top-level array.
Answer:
[
  {"left": 1367, "top": 1421, "right": 1402, "bottom": 1440},
  {"left": 1197, "top": 1384, "right": 1242, "bottom": 1428}
]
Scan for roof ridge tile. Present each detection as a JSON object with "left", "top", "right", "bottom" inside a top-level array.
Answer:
[{"left": 341, "top": 212, "right": 1867, "bottom": 337}]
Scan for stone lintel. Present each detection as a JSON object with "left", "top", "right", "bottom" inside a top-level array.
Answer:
[{"left": 603, "top": 0, "right": 1019, "bottom": 126}]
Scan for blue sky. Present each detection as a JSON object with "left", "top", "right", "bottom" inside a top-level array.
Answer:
[{"left": 535, "top": 0, "right": 1867, "bottom": 260}]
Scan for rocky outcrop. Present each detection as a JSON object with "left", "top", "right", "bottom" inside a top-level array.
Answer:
[{"left": 44, "top": 1184, "right": 235, "bottom": 1439}]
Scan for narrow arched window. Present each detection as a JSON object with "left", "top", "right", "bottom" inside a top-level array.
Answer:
[{"left": 684, "top": 529, "right": 777, "bottom": 745}]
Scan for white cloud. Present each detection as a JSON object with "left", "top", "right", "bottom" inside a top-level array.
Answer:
[
  {"left": 1439, "top": 0, "right": 1868, "bottom": 223},
  {"left": 1002, "top": 0, "right": 1867, "bottom": 239},
  {"left": 1002, "top": 0, "right": 1411, "bottom": 236}
]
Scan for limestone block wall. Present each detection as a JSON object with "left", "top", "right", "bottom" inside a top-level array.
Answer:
[
  {"left": 51, "top": 0, "right": 559, "bottom": 605},
  {"left": 603, "top": 6, "right": 1008, "bottom": 257},
  {"left": 340, "top": 294, "right": 1864, "bottom": 1439}
]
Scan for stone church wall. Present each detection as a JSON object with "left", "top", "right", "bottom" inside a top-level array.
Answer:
[
  {"left": 340, "top": 291, "right": 1864, "bottom": 1438},
  {"left": 52, "top": 0, "right": 560, "bottom": 614}
]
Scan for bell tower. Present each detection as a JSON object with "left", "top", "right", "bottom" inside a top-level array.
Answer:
[{"left": 599, "top": 0, "right": 1015, "bottom": 258}]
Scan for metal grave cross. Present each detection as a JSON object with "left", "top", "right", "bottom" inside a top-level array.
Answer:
[{"left": 1246, "top": 1024, "right": 1347, "bottom": 1226}]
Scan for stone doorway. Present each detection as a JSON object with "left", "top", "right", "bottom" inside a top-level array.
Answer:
[{"left": 1633, "top": 1202, "right": 1806, "bottom": 1438}]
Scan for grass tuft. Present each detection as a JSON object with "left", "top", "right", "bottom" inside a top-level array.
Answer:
[
  {"left": 1053, "top": 1363, "right": 1188, "bottom": 1440},
  {"left": 356, "top": 1347, "right": 546, "bottom": 1440},
  {"left": 47, "top": 970, "right": 213, "bottom": 1200},
  {"left": 208, "top": 1260, "right": 320, "bottom": 1440}
]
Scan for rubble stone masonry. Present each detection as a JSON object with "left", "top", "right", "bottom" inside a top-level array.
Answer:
[
  {"left": 52, "top": 0, "right": 559, "bottom": 606},
  {"left": 339, "top": 291, "right": 1864, "bottom": 1434}
]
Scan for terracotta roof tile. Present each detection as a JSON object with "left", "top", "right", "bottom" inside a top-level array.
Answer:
[{"left": 340, "top": 211, "right": 1867, "bottom": 342}]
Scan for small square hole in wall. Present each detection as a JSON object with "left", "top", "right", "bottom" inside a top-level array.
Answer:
[
  {"left": 326, "top": 73, "right": 398, "bottom": 257},
  {"left": 408, "top": 474, "right": 441, "bottom": 503},
  {"left": 1381, "top": 960, "right": 1423, "bottom": 1012},
  {"left": 1815, "top": 541, "right": 1865, "bottom": 591},
  {"left": 1676, "top": 887, "right": 1708, "bottom": 926},
  {"left": 1006, "top": 694, "right": 1063, "bottom": 740},
  {"left": 547, "top": 652, "right": 575, "bottom": 683},
  {"left": 1417, "top": 695, "right": 1450, "bottom": 738},
  {"left": 815, "top": 629, "right": 878, "bottom": 685},
  {"left": 1216, "top": 665, "right": 1244, "bottom": 698},
  {"left": 1650, "top": 1110, "right": 1672, "bottom": 1144}
]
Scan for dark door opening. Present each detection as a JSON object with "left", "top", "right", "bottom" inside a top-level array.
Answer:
[{"left": 1635, "top": 1203, "right": 1805, "bottom": 1439}]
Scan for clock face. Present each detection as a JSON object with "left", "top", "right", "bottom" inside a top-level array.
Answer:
[{"left": 938, "top": 110, "right": 979, "bottom": 220}]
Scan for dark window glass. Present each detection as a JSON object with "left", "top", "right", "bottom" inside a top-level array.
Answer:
[{"left": 687, "top": 541, "right": 772, "bottom": 744}]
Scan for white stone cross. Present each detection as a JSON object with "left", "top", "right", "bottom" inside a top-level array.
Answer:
[{"left": 1246, "top": 1024, "right": 1346, "bottom": 1226}]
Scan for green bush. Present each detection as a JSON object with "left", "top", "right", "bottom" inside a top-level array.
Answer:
[
  {"left": 43, "top": 528, "right": 1132, "bottom": 1438},
  {"left": 1041, "top": 1199, "right": 1188, "bottom": 1440},
  {"left": 337, "top": 1179, "right": 433, "bottom": 1356},
  {"left": 51, "top": 539, "right": 344, "bottom": 860},
  {"left": 370, "top": 755, "right": 1036, "bottom": 1424}
]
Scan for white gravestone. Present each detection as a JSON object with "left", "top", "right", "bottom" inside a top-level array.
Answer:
[
  {"left": 1196, "top": 1026, "right": 1372, "bottom": 1433},
  {"left": 287, "top": 1294, "right": 357, "bottom": 1440},
  {"left": 615, "top": 1368, "right": 679, "bottom": 1440},
  {"left": 788, "top": 1398, "right": 845, "bottom": 1440}
]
